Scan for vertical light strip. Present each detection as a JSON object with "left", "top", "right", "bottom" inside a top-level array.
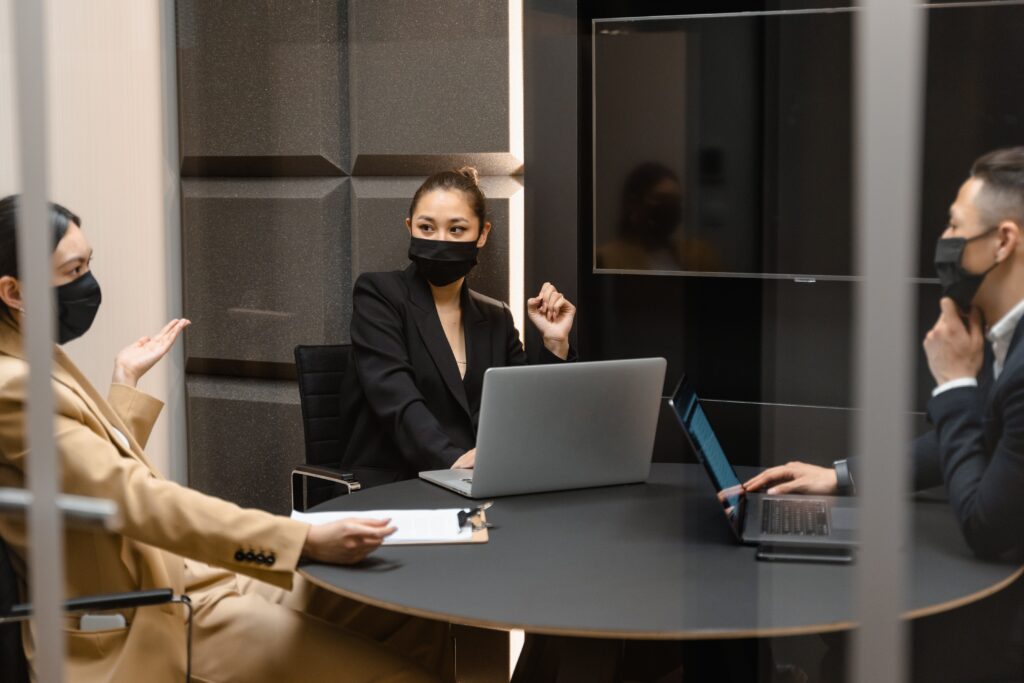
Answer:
[
  {"left": 852, "top": 2, "right": 924, "bottom": 683},
  {"left": 508, "top": 0, "right": 525, "bottom": 338},
  {"left": 159, "top": 0, "right": 187, "bottom": 484},
  {"left": 508, "top": 0, "right": 524, "bottom": 167},
  {"left": 509, "top": 628, "right": 525, "bottom": 678},
  {"left": 509, "top": 184, "right": 526, "bottom": 336},
  {"left": 13, "top": 0, "right": 66, "bottom": 680}
]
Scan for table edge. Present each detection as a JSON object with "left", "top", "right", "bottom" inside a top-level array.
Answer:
[{"left": 299, "top": 563, "right": 1023, "bottom": 640}]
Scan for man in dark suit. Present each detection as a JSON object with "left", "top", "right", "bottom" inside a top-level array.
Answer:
[{"left": 746, "top": 147, "right": 1024, "bottom": 681}]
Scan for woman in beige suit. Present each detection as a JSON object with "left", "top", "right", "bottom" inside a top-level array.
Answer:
[{"left": 0, "top": 195, "right": 449, "bottom": 682}]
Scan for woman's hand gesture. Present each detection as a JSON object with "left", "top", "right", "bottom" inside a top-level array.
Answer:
[
  {"left": 527, "top": 282, "right": 575, "bottom": 359},
  {"left": 112, "top": 318, "right": 191, "bottom": 388}
]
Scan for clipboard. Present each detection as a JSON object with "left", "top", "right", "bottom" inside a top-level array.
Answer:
[{"left": 290, "top": 503, "right": 491, "bottom": 545}]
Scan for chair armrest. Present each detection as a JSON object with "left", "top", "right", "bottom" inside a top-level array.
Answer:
[
  {"left": 0, "top": 488, "right": 120, "bottom": 530},
  {"left": 291, "top": 465, "right": 361, "bottom": 512},
  {"left": 293, "top": 464, "right": 358, "bottom": 483},
  {"left": 4, "top": 588, "right": 175, "bottom": 621}
]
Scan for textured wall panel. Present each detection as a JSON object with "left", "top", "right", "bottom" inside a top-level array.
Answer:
[
  {"left": 348, "top": 0, "right": 521, "bottom": 175},
  {"left": 182, "top": 178, "right": 350, "bottom": 366},
  {"left": 351, "top": 177, "right": 522, "bottom": 306},
  {"left": 186, "top": 376, "right": 303, "bottom": 515},
  {"left": 176, "top": 0, "right": 347, "bottom": 175}
]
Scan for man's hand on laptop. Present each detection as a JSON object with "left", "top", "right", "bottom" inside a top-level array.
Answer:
[
  {"left": 743, "top": 462, "right": 838, "bottom": 495},
  {"left": 451, "top": 448, "right": 476, "bottom": 469}
]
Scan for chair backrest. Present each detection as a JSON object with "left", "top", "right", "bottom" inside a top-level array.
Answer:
[
  {"left": 0, "top": 538, "right": 30, "bottom": 683},
  {"left": 293, "top": 344, "right": 351, "bottom": 467}
]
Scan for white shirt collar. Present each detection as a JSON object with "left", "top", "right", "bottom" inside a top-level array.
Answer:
[{"left": 986, "top": 297, "right": 1024, "bottom": 377}]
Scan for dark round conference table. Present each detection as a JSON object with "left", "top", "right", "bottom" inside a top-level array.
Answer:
[{"left": 299, "top": 463, "right": 1023, "bottom": 640}]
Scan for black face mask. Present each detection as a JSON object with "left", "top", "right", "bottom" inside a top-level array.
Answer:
[
  {"left": 56, "top": 271, "right": 102, "bottom": 344},
  {"left": 408, "top": 237, "right": 479, "bottom": 286},
  {"left": 934, "top": 228, "right": 999, "bottom": 312},
  {"left": 641, "top": 198, "right": 683, "bottom": 240}
]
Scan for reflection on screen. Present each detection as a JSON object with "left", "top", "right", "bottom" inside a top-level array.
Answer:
[
  {"left": 671, "top": 377, "right": 745, "bottom": 536},
  {"left": 593, "top": 5, "right": 1024, "bottom": 277}
]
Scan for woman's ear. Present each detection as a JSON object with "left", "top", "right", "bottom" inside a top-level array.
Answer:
[
  {"left": 476, "top": 222, "right": 492, "bottom": 249},
  {"left": 0, "top": 276, "right": 23, "bottom": 312},
  {"left": 405, "top": 217, "right": 414, "bottom": 236}
]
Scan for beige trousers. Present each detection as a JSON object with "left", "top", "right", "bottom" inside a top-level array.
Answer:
[{"left": 184, "top": 561, "right": 453, "bottom": 683}]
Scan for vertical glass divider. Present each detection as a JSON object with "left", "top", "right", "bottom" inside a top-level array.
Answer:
[
  {"left": 852, "top": 1, "right": 924, "bottom": 682},
  {"left": 12, "top": 0, "right": 65, "bottom": 679}
]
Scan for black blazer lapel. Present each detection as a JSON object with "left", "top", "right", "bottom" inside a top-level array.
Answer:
[
  {"left": 462, "top": 286, "right": 490, "bottom": 421},
  {"left": 404, "top": 266, "right": 472, "bottom": 416}
]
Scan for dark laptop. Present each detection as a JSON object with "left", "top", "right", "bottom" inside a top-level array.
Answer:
[{"left": 669, "top": 374, "right": 857, "bottom": 549}]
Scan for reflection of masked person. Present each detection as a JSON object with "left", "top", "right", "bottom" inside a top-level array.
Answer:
[
  {"left": 637, "top": 192, "right": 684, "bottom": 244},
  {"left": 596, "top": 162, "right": 722, "bottom": 272}
]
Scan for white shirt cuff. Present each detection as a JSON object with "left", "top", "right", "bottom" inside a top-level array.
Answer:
[{"left": 932, "top": 377, "right": 978, "bottom": 397}]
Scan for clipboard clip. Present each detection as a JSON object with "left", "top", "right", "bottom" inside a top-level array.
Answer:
[{"left": 457, "top": 501, "right": 493, "bottom": 532}]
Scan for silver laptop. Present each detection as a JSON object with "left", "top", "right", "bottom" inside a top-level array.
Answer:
[{"left": 420, "top": 358, "right": 666, "bottom": 498}]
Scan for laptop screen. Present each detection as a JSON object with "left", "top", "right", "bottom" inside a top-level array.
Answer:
[{"left": 669, "top": 374, "right": 746, "bottom": 537}]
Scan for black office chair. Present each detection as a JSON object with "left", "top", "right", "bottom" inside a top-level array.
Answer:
[
  {"left": 292, "top": 344, "right": 361, "bottom": 511},
  {"left": 0, "top": 537, "right": 192, "bottom": 683}
]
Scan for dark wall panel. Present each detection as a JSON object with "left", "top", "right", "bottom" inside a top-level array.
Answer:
[
  {"left": 186, "top": 376, "right": 303, "bottom": 515},
  {"left": 524, "top": 0, "right": 579, "bottom": 362},
  {"left": 348, "top": 0, "right": 520, "bottom": 175},
  {"left": 179, "top": 2, "right": 524, "bottom": 508},
  {"left": 588, "top": 275, "right": 940, "bottom": 411},
  {"left": 177, "top": 0, "right": 348, "bottom": 176},
  {"left": 182, "top": 178, "right": 350, "bottom": 366}
]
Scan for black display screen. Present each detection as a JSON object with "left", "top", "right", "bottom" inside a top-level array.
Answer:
[
  {"left": 592, "top": 4, "right": 1024, "bottom": 278},
  {"left": 669, "top": 374, "right": 746, "bottom": 537}
]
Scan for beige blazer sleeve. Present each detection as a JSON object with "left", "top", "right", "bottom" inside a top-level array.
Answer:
[
  {"left": 0, "top": 366, "right": 310, "bottom": 590},
  {"left": 107, "top": 382, "right": 164, "bottom": 449}
]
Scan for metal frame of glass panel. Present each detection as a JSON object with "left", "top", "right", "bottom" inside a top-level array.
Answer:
[{"left": 12, "top": 0, "right": 65, "bottom": 680}]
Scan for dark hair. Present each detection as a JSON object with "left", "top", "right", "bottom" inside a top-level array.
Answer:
[
  {"left": 0, "top": 194, "right": 81, "bottom": 319},
  {"left": 970, "top": 147, "right": 1024, "bottom": 224},
  {"left": 408, "top": 167, "right": 488, "bottom": 233}
]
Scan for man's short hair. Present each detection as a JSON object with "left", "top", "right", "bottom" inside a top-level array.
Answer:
[{"left": 970, "top": 147, "right": 1024, "bottom": 225}]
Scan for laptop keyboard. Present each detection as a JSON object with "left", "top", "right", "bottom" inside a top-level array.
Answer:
[{"left": 761, "top": 499, "right": 830, "bottom": 536}]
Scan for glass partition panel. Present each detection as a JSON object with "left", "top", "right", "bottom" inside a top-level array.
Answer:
[{"left": 593, "top": 3, "right": 1024, "bottom": 279}]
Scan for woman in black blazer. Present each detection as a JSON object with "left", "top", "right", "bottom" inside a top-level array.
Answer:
[{"left": 338, "top": 167, "right": 576, "bottom": 486}]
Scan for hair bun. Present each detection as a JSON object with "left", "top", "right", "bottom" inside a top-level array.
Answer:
[{"left": 456, "top": 166, "right": 481, "bottom": 187}]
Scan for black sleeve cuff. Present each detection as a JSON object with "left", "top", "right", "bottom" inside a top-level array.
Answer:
[
  {"left": 538, "top": 344, "right": 577, "bottom": 364},
  {"left": 834, "top": 458, "right": 855, "bottom": 496}
]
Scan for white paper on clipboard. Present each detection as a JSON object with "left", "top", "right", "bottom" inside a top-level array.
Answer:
[{"left": 290, "top": 508, "right": 481, "bottom": 545}]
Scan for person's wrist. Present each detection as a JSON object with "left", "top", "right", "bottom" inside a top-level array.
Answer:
[
  {"left": 111, "top": 363, "right": 139, "bottom": 388},
  {"left": 302, "top": 524, "right": 323, "bottom": 562},
  {"left": 944, "top": 370, "right": 976, "bottom": 384},
  {"left": 543, "top": 336, "right": 569, "bottom": 360}
]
